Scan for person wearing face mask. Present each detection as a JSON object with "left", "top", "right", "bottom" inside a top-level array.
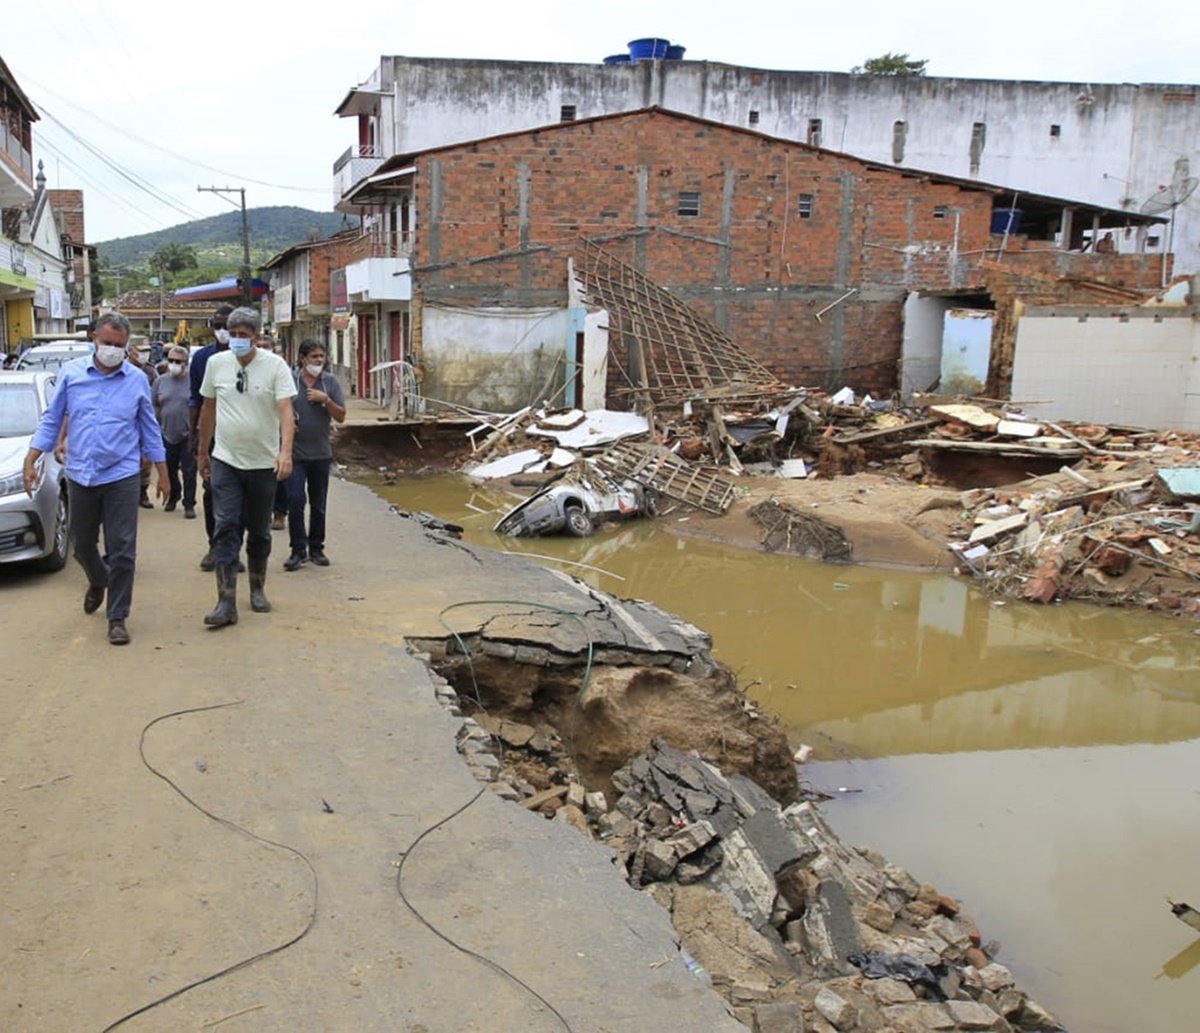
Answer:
[
  {"left": 127, "top": 341, "right": 158, "bottom": 509},
  {"left": 189, "top": 303, "right": 235, "bottom": 569},
  {"left": 23, "top": 312, "right": 169, "bottom": 646},
  {"left": 282, "top": 340, "right": 346, "bottom": 571},
  {"left": 197, "top": 307, "right": 296, "bottom": 627},
  {"left": 254, "top": 334, "right": 291, "bottom": 530},
  {"left": 152, "top": 345, "right": 198, "bottom": 517}
]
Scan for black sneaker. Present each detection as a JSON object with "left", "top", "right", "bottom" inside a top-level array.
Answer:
[
  {"left": 283, "top": 552, "right": 306, "bottom": 571},
  {"left": 184, "top": 507, "right": 197, "bottom": 519},
  {"left": 309, "top": 550, "right": 330, "bottom": 567},
  {"left": 164, "top": 499, "right": 178, "bottom": 512}
]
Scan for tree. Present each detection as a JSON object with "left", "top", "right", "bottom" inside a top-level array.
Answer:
[
  {"left": 151, "top": 241, "right": 199, "bottom": 281},
  {"left": 851, "top": 53, "right": 928, "bottom": 76}
]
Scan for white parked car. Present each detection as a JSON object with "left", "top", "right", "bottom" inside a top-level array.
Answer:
[
  {"left": 0, "top": 371, "right": 70, "bottom": 571},
  {"left": 15, "top": 340, "right": 94, "bottom": 372}
]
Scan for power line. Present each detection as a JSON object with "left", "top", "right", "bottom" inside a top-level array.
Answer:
[
  {"left": 14, "top": 67, "right": 327, "bottom": 194},
  {"left": 35, "top": 106, "right": 207, "bottom": 222},
  {"left": 33, "top": 133, "right": 173, "bottom": 231}
]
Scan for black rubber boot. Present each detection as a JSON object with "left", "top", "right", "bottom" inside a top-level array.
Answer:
[
  {"left": 204, "top": 566, "right": 239, "bottom": 627},
  {"left": 248, "top": 556, "right": 271, "bottom": 613}
]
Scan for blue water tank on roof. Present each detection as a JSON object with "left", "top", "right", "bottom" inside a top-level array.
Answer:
[
  {"left": 628, "top": 38, "right": 670, "bottom": 60},
  {"left": 603, "top": 53, "right": 632, "bottom": 65},
  {"left": 666, "top": 44, "right": 686, "bottom": 60}
]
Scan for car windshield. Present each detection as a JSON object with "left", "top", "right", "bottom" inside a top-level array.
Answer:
[
  {"left": 16, "top": 352, "right": 79, "bottom": 371},
  {"left": 0, "top": 383, "right": 41, "bottom": 437}
]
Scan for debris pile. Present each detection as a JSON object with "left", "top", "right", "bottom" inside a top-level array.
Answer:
[
  {"left": 942, "top": 455, "right": 1200, "bottom": 615},
  {"left": 431, "top": 682, "right": 1066, "bottom": 1033}
]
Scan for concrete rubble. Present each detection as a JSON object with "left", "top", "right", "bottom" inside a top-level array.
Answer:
[
  {"left": 450, "top": 389, "right": 1200, "bottom": 617},
  {"left": 425, "top": 673, "right": 1067, "bottom": 1033}
]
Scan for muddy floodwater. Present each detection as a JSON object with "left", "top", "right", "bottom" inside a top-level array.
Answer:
[{"left": 371, "top": 474, "right": 1200, "bottom": 1033}]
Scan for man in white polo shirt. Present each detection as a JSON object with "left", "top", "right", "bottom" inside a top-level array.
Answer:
[{"left": 197, "top": 307, "right": 296, "bottom": 627}]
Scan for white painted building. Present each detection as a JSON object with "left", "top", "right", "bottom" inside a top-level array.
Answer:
[{"left": 333, "top": 57, "right": 1200, "bottom": 272}]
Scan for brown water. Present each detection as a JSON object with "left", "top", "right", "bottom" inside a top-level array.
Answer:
[{"left": 373, "top": 474, "right": 1200, "bottom": 1033}]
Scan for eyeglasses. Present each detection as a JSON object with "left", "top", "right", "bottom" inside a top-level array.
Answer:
[{"left": 236, "top": 368, "right": 247, "bottom": 394}]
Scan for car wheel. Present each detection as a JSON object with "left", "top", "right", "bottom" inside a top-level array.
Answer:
[
  {"left": 564, "top": 505, "right": 594, "bottom": 538},
  {"left": 34, "top": 487, "right": 70, "bottom": 573}
]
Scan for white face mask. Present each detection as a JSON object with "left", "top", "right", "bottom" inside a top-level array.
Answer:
[
  {"left": 228, "top": 337, "right": 254, "bottom": 358},
  {"left": 214, "top": 329, "right": 230, "bottom": 346},
  {"left": 168, "top": 361, "right": 185, "bottom": 376},
  {"left": 95, "top": 344, "right": 126, "bottom": 368},
  {"left": 305, "top": 363, "right": 324, "bottom": 378}
]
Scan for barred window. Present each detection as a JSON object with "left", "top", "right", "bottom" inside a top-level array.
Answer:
[
  {"left": 796, "top": 194, "right": 815, "bottom": 218},
  {"left": 677, "top": 191, "right": 701, "bottom": 217}
]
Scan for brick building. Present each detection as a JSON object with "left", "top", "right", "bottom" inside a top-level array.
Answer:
[{"left": 346, "top": 107, "right": 1163, "bottom": 409}]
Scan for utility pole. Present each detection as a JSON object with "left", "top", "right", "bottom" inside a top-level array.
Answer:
[
  {"left": 198, "top": 185, "right": 252, "bottom": 307},
  {"left": 99, "top": 267, "right": 128, "bottom": 303}
]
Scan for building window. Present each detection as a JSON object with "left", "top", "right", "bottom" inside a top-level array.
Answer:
[
  {"left": 560, "top": 105, "right": 577, "bottom": 122},
  {"left": 807, "top": 118, "right": 823, "bottom": 146},
  {"left": 677, "top": 191, "right": 701, "bottom": 217},
  {"left": 969, "top": 121, "right": 987, "bottom": 175},
  {"left": 1049, "top": 123, "right": 1061, "bottom": 138},
  {"left": 749, "top": 109, "right": 760, "bottom": 125},
  {"left": 892, "top": 120, "right": 907, "bottom": 164},
  {"left": 796, "top": 194, "right": 814, "bottom": 219},
  {"left": 933, "top": 205, "right": 948, "bottom": 219}
]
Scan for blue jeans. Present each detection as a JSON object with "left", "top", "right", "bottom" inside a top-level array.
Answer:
[
  {"left": 210, "top": 459, "right": 276, "bottom": 568},
  {"left": 287, "top": 458, "right": 332, "bottom": 556},
  {"left": 68, "top": 473, "right": 140, "bottom": 620}
]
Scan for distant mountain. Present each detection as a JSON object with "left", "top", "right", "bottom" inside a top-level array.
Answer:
[{"left": 96, "top": 206, "right": 352, "bottom": 268}]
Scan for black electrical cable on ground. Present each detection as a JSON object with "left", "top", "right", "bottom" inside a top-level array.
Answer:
[
  {"left": 388, "top": 600, "right": 601, "bottom": 1033},
  {"left": 100, "top": 701, "right": 320, "bottom": 1033}
]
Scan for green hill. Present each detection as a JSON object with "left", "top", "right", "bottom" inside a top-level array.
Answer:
[
  {"left": 94, "top": 206, "right": 352, "bottom": 298},
  {"left": 96, "top": 206, "right": 351, "bottom": 268}
]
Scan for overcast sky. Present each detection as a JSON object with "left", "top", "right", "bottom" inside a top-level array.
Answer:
[{"left": 6, "top": 0, "right": 1198, "bottom": 245}]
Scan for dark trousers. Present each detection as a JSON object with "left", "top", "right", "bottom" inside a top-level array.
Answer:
[
  {"left": 287, "top": 458, "right": 332, "bottom": 556},
  {"left": 274, "top": 478, "right": 289, "bottom": 516},
  {"left": 202, "top": 474, "right": 215, "bottom": 541},
  {"left": 210, "top": 459, "right": 276, "bottom": 567},
  {"left": 68, "top": 473, "right": 140, "bottom": 620},
  {"left": 164, "top": 438, "right": 197, "bottom": 508}
]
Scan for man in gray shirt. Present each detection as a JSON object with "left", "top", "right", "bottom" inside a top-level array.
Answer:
[
  {"left": 151, "top": 345, "right": 197, "bottom": 517},
  {"left": 284, "top": 339, "right": 346, "bottom": 570}
]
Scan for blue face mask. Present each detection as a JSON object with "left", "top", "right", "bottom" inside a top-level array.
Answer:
[{"left": 228, "top": 337, "right": 253, "bottom": 357}]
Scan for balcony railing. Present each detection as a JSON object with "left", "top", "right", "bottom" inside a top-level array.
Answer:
[
  {"left": 332, "top": 146, "right": 384, "bottom": 204},
  {"left": 0, "top": 119, "right": 33, "bottom": 184}
]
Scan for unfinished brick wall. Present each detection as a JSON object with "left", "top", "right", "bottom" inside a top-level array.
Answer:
[
  {"left": 412, "top": 110, "right": 997, "bottom": 393},
  {"left": 982, "top": 250, "right": 1168, "bottom": 396}
]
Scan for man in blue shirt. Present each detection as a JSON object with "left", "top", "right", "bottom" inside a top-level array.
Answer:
[{"left": 23, "top": 312, "right": 169, "bottom": 645}]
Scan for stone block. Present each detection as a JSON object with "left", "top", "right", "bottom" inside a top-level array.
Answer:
[
  {"left": 978, "top": 962, "right": 1014, "bottom": 993},
  {"left": 668, "top": 820, "right": 717, "bottom": 860},
  {"left": 871, "top": 978, "right": 916, "bottom": 1005},
  {"left": 743, "top": 805, "right": 818, "bottom": 876},
  {"left": 1018, "top": 999, "right": 1065, "bottom": 1031},
  {"left": 813, "top": 987, "right": 856, "bottom": 1030},
  {"left": 555, "top": 803, "right": 590, "bottom": 836},
  {"left": 881, "top": 1003, "right": 954, "bottom": 1031},
  {"left": 565, "top": 782, "right": 586, "bottom": 809},
  {"left": 584, "top": 791, "right": 608, "bottom": 816},
  {"left": 640, "top": 838, "right": 679, "bottom": 883},
  {"left": 754, "top": 1000, "right": 805, "bottom": 1033},
  {"left": 861, "top": 900, "right": 895, "bottom": 932},
  {"left": 883, "top": 864, "right": 921, "bottom": 900},
  {"left": 802, "top": 879, "right": 863, "bottom": 976},
  {"left": 944, "top": 999, "right": 1006, "bottom": 1030}
]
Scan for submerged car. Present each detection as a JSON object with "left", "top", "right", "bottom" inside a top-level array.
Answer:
[
  {"left": 0, "top": 371, "right": 70, "bottom": 571},
  {"left": 494, "top": 466, "right": 650, "bottom": 538}
]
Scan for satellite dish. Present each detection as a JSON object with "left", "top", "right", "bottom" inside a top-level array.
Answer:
[{"left": 1140, "top": 160, "right": 1199, "bottom": 215}]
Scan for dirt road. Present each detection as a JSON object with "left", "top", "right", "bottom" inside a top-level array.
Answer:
[{"left": 0, "top": 479, "right": 742, "bottom": 1032}]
